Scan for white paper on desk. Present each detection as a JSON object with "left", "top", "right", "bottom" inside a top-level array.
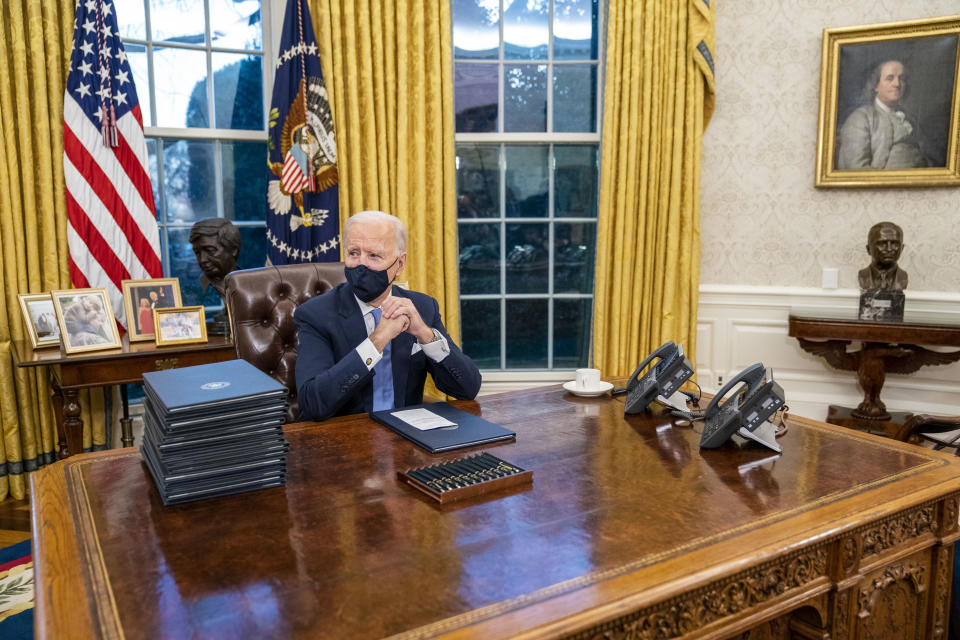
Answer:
[{"left": 391, "top": 408, "right": 457, "bottom": 431}]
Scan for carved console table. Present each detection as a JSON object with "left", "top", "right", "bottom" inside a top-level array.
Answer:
[
  {"left": 31, "top": 385, "right": 960, "bottom": 639},
  {"left": 788, "top": 308, "right": 960, "bottom": 438},
  {"left": 12, "top": 336, "right": 235, "bottom": 458}
]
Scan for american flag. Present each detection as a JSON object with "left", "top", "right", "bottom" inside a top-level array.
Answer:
[
  {"left": 266, "top": 0, "right": 339, "bottom": 265},
  {"left": 64, "top": 0, "right": 162, "bottom": 329}
]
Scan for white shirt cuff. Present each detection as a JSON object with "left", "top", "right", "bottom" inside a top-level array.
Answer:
[
  {"left": 356, "top": 338, "right": 382, "bottom": 370},
  {"left": 420, "top": 329, "right": 450, "bottom": 362}
]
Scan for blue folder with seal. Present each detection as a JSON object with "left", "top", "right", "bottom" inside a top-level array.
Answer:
[{"left": 369, "top": 402, "right": 516, "bottom": 453}]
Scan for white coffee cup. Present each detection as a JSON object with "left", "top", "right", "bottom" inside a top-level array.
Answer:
[{"left": 575, "top": 368, "right": 602, "bottom": 390}]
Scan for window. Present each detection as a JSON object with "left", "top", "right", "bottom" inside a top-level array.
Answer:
[
  {"left": 116, "top": 0, "right": 270, "bottom": 308},
  {"left": 453, "top": 0, "right": 602, "bottom": 372}
]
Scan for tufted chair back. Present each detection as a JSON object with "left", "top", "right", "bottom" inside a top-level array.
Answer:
[{"left": 224, "top": 262, "right": 345, "bottom": 423}]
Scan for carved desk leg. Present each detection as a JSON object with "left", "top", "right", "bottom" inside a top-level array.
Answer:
[
  {"left": 51, "top": 385, "right": 69, "bottom": 460},
  {"left": 61, "top": 388, "right": 84, "bottom": 457},
  {"left": 119, "top": 385, "right": 134, "bottom": 448}
]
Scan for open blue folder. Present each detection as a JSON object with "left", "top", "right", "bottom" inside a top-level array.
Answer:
[{"left": 369, "top": 403, "right": 515, "bottom": 453}]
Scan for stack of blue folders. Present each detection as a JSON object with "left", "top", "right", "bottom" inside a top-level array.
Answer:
[{"left": 140, "top": 359, "right": 289, "bottom": 505}]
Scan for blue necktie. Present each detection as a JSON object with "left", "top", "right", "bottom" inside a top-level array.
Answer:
[{"left": 370, "top": 308, "right": 394, "bottom": 411}]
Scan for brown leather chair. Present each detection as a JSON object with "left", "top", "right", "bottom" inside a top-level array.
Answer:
[
  {"left": 895, "top": 414, "right": 960, "bottom": 455},
  {"left": 224, "top": 263, "right": 345, "bottom": 422}
]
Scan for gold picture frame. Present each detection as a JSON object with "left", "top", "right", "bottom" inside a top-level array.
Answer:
[
  {"left": 154, "top": 306, "right": 208, "bottom": 346},
  {"left": 17, "top": 293, "right": 62, "bottom": 349},
  {"left": 815, "top": 15, "right": 960, "bottom": 187},
  {"left": 121, "top": 278, "right": 182, "bottom": 342},
  {"left": 50, "top": 288, "right": 123, "bottom": 354}
]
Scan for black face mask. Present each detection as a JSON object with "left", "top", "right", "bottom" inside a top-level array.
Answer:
[{"left": 344, "top": 257, "right": 399, "bottom": 303}]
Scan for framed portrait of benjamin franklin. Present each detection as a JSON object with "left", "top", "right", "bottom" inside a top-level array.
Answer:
[{"left": 815, "top": 15, "right": 960, "bottom": 187}]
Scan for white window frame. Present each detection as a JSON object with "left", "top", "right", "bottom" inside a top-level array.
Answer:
[{"left": 454, "top": 0, "right": 604, "bottom": 385}]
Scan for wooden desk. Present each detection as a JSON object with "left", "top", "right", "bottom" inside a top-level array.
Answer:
[
  {"left": 12, "top": 336, "right": 235, "bottom": 458},
  {"left": 31, "top": 386, "right": 960, "bottom": 639},
  {"left": 789, "top": 309, "right": 960, "bottom": 437}
]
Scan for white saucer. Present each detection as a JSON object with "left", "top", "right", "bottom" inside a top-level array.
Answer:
[{"left": 563, "top": 380, "right": 613, "bottom": 397}]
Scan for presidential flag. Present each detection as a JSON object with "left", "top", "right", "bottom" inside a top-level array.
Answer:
[
  {"left": 266, "top": 0, "right": 339, "bottom": 265},
  {"left": 64, "top": 0, "right": 161, "bottom": 329}
]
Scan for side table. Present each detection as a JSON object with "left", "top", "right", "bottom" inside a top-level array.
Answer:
[
  {"left": 12, "top": 336, "right": 236, "bottom": 458},
  {"left": 788, "top": 308, "right": 960, "bottom": 437}
]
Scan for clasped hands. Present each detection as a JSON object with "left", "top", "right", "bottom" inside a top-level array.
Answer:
[{"left": 369, "top": 296, "right": 435, "bottom": 353}]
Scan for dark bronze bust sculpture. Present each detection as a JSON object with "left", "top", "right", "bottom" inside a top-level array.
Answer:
[
  {"left": 189, "top": 218, "right": 241, "bottom": 335},
  {"left": 858, "top": 221, "right": 906, "bottom": 321},
  {"left": 858, "top": 221, "right": 908, "bottom": 291}
]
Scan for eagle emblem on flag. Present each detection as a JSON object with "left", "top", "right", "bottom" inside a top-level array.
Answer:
[{"left": 268, "top": 78, "right": 338, "bottom": 227}]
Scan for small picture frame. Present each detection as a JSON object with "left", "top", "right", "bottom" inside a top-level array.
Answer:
[
  {"left": 17, "top": 293, "right": 62, "bottom": 349},
  {"left": 121, "top": 278, "right": 182, "bottom": 342},
  {"left": 50, "top": 288, "right": 122, "bottom": 354},
  {"left": 154, "top": 306, "right": 208, "bottom": 346}
]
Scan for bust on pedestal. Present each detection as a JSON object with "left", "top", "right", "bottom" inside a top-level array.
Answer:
[
  {"left": 189, "top": 218, "right": 241, "bottom": 336},
  {"left": 858, "top": 221, "right": 906, "bottom": 321}
]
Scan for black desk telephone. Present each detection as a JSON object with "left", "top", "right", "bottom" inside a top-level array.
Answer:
[
  {"left": 699, "top": 363, "right": 784, "bottom": 452},
  {"left": 618, "top": 341, "right": 695, "bottom": 414}
]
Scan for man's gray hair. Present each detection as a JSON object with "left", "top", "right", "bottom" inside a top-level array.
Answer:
[{"left": 344, "top": 210, "right": 408, "bottom": 254}]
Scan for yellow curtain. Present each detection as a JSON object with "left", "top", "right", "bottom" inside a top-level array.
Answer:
[
  {"left": 0, "top": 0, "right": 110, "bottom": 500},
  {"left": 593, "top": 0, "right": 715, "bottom": 376},
  {"left": 310, "top": 0, "right": 460, "bottom": 341}
]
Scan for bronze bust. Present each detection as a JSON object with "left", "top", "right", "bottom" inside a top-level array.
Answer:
[
  {"left": 858, "top": 221, "right": 907, "bottom": 291},
  {"left": 189, "top": 218, "right": 241, "bottom": 334}
]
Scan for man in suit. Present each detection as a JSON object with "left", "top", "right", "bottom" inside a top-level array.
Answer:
[
  {"left": 837, "top": 59, "right": 930, "bottom": 170},
  {"left": 294, "top": 210, "right": 481, "bottom": 421}
]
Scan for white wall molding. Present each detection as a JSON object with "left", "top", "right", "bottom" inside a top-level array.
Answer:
[{"left": 697, "top": 285, "right": 960, "bottom": 422}]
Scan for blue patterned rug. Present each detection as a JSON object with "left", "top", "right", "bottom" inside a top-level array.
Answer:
[{"left": 0, "top": 539, "right": 33, "bottom": 640}]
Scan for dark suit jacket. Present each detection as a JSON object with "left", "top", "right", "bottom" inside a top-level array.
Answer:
[{"left": 294, "top": 283, "right": 482, "bottom": 421}]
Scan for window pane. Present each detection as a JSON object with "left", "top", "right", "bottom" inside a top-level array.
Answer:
[
  {"left": 461, "top": 299, "right": 500, "bottom": 368},
  {"left": 456, "top": 144, "right": 499, "bottom": 218},
  {"left": 458, "top": 222, "right": 500, "bottom": 295},
  {"left": 167, "top": 228, "right": 222, "bottom": 308},
  {"left": 553, "top": 65, "right": 597, "bottom": 132},
  {"left": 554, "top": 298, "right": 591, "bottom": 368},
  {"left": 236, "top": 225, "right": 266, "bottom": 269},
  {"left": 210, "top": 0, "right": 262, "bottom": 49},
  {"left": 146, "top": 139, "right": 161, "bottom": 214},
  {"left": 221, "top": 141, "right": 267, "bottom": 221},
  {"left": 114, "top": 0, "right": 147, "bottom": 40},
  {"left": 212, "top": 53, "right": 263, "bottom": 130},
  {"left": 162, "top": 139, "right": 216, "bottom": 223},
  {"left": 505, "top": 146, "right": 548, "bottom": 218},
  {"left": 504, "top": 64, "right": 546, "bottom": 132},
  {"left": 453, "top": 0, "right": 499, "bottom": 60},
  {"left": 455, "top": 63, "right": 498, "bottom": 133},
  {"left": 506, "top": 299, "right": 547, "bottom": 368},
  {"left": 125, "top": 43, "right": 152, "bottom": 127},
  {"left": 153, "top": 46, "right": 209, "bottom": 128},
  {"left": 553, "top": 0, "right": 598, "bottom": 60},
  {"left": 554, "top": 145, "right": 598, "bottom": 218},
  {"left": 554, "top": 222, "right": 596, "bottom": 293},
  {"left": 506, "top": 223, "right": 548, "bottom": 293},
  {"left": 504, "top": 0, "right": 548, "bottom": 60},
  {"left": 150, "top": 0, "right": 206, "bottom": 45}
]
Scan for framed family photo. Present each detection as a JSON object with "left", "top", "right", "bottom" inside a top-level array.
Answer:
[
  {"left": 50, "top": 288, "right": 122, "bottom": 354},
  {"left": 17, "top": 293, "right": 61, "bottom": 349},
  {"left": 154, "top": 306, "right": 207, "bottom": 346},
  {"left": 121, "top": 278, "right": 182, "bottom": 342},
  {"left": 815, "top": 15, "right": 960, "bottom": 187}
]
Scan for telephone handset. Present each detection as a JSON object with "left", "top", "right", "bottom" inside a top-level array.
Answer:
[
  {"left": 699, "top": 363, "right": 784, "bottom": 451},
  {"left": 619, "top": 341, "right": 695, "bottom": 414}
]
